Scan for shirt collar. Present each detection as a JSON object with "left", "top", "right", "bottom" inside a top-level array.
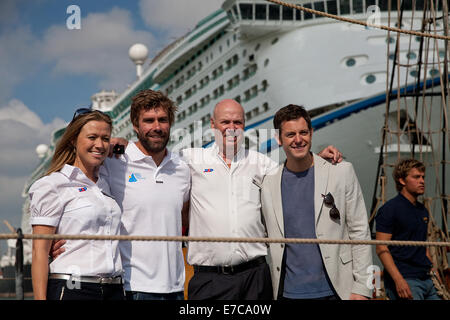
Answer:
[
  {"left": 397, "top": 192, "right": 423, "bottom": 208},
  {"left": 211, "top": 142, "right": 246, "bottom": 163},
  {"left": 126, "top": 141, "right": 177, "bottom": 166},
  {"left": 59, "top": 164, "right": 95, "bottom": 185}
]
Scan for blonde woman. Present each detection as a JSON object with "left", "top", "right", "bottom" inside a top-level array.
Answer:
[{"left": 30, "top": 109, "right": 123, "bottom": 300}]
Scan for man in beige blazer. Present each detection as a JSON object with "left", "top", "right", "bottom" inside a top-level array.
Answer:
[{"left": 261, "top": 104, "right": 373, "bottom": 300}]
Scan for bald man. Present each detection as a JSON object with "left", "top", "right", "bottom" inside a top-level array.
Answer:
[{"left": 182, "top": 99, "right": 342, "bottom": 300}]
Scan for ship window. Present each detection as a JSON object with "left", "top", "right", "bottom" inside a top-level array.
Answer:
[
  {"left": 271, "top": 38, "right": 278, "bottom": 45},
  {"left": 264, "top": 58, "right": 269, "bottom": 67},
  {"left": 227, "top": 79, "right": 234, "bottom": 90},
  {"left": 386, "top": 36, "right": 395, "bottom": 44},
  {"left": 295, "top": 7, "right": 302, "bottom": 20},
  {"left": 261, "top": 80, "right": 268, "bottom": 91},
  {"left": 327, "top": 0, "right": 337, "bottom": 15},
  {"left": 410, "top": 70, "right": 418, "bottom": 77},
  {"left": 429, "top": 69, "right": 439, "bottom": 77},
  {"left": 269, "top": 5, "right": 280, "bottom": 20},
  {"left": 226, "top": 10, "right": 235, "bottom": 23},
  {"left": 415, "top": 0, "right": 424, "bottom": 10},
  {"left": 365, "top": 74, "right": 376, "bottom": 84},
  {"left": 391, "top": 0, "right": 398, "bottom": 10},
  {"left": 303, "top": 3, "right": 313, "bottom": 20},
  {"left": 240, "top": 3, "right": 253, "bottom": 20},
  {"left": 388, "top": 53, "right": 396, "bottom": 60},
  {"left": 232, "top": 5, "right": 238, "bottom": 18},
  {"left": 439, "top": 50, "right": 445, "bottom": 59},
  {"left": 255, "top": 43, "right": 260, "bottom": 51},
  {"left": 353, "top": 0, "right": 363, "bottom": 13},
  {"left": 313, "top": 2, "right": 324, "bottom": 18},
  {"left": 378, "top": 0, "right": 388, "bottom": 11},
  {"left": 263, "top": 102, "right": 269, "bottom": 112},
  {"left": 346, "top": 58, "right": 356, "bottom": 67},
  {"left": 282, "top": 6, "right": 294, "bottom": 20},
  {"left": 255, "top": 4, "right": 267, "bottom": 20},
  {"left": 339, "top": 0, "right": 350, "bottom": 14},
  {"left": 246, "top": 111, "right": 252, "bottom": 120},
  {"left": 406, "top": 52, "right": 417, "bottom": 59}
]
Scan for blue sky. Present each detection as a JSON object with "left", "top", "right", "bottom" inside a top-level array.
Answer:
[{"left": 0, "top": 0, "right": 222, "bottom": 249}]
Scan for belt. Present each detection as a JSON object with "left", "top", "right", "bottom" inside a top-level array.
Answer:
[
  {"left": 193, "top": 256, "right": 266, "bottom": 275},
  {"left": 49, "top": 273, "right": 123, "bottom": 284}
]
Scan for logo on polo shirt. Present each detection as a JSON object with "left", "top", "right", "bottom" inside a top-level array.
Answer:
[
  {"left": 203, "top": 168, "right": 214, "bottom": 173},
  {"left": 423, "top": 217, "right": 428, "bottom": 224},
  {"left": 78, "top": 187, "right": 87, "bottom": 192},
  {"left": 128, "top": 173, "right": 145, "bottom": 182}
]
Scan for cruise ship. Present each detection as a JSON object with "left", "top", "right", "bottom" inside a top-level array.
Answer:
[{"left": 10, "top": 0, "right": 449, "bottom": 296}]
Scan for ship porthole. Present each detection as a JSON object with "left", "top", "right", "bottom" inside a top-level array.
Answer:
[
  {"left": 406, "top": 52, "right": 417, "bottom": 59},
  {"left": 264, "top": 58, "right": 269, "bottom": 67},
  {"left": 365, "top": 74, "right": 376, "bottom": 84},
  {"left": 346, "top": 58, "right": 356, "bottom": 67},
  {"left": 429, "top": 69, "right": 439, "bottom": 77}
]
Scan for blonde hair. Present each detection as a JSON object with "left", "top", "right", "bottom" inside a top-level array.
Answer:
[{"left": 46, "top": 111, "right": 112, "bottom": 176}]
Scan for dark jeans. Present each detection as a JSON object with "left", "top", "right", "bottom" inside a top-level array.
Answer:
[
  {"left": 385, "top": 277, "right": 441, "bottom": 300},
  {"left": 126, "top": 291, "right": 184, "bottom": 300},
  {"left": 188, "top": 260, "right": 273, "bottom": 300},
  {"left": 46, "top": 279, "right": 125, "bottom": 300}
]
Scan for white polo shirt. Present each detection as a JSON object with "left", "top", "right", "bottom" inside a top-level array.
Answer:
[
  {"left": 181, "top": 143, "right": 278, "bottom": 266},
  {"left": 29, "top": 164, "right": 123, "bottom": 277},
  {"left": 100, "top": 142, "right": 190, "bottom": 293}
]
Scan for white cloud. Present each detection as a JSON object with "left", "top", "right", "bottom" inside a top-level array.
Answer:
[
  {"left": 0, "top": 26, "right": 40, "bottom": 103},
  {"left": 0, "top": 99, "right": 64, "bottom": 176},
  {"left": 138, "top": 0, "right": 223, "bottom": 37},
  {"left": 41, "top": 7, "right": 157, "bottom": 91},
  {"left": 0, "top": 99, "right": 64, "bottom": 241}
]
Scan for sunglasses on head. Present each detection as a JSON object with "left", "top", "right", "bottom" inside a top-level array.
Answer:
[
  {"left": 71, "top": 107, "right": 107, "bottom": 122},
  {"left": 322, "top": 192, "right": 340, "bottom": 220}
]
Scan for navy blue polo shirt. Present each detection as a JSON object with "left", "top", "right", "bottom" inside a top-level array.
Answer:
[{"left": 375, "top": 193, "right": 432, "bottom": 279}]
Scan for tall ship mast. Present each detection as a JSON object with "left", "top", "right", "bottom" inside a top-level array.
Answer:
[{"left": 13, "top": 0, "right": 449, "bottom": 298}]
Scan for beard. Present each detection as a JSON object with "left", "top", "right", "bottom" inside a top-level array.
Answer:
[{"left": 137, "top": 130, "right": 170, "bottom": 154}]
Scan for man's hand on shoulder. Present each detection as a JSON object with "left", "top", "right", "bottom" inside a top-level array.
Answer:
[{"left": 318, "top": 145, "right": 343, "bottom": 164}]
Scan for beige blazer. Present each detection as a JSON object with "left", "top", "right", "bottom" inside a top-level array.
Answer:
[{"left": 261, "top": 153, "right": 373, "bottom": 299}]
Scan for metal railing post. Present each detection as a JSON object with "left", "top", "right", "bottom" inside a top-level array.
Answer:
[{"left": 15, "top": 228, "right": 24, "bottom": 300}]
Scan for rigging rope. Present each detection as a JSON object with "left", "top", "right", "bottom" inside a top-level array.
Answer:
[{"left": 265, "top": 0, "right": 450, "bottom": 40}]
